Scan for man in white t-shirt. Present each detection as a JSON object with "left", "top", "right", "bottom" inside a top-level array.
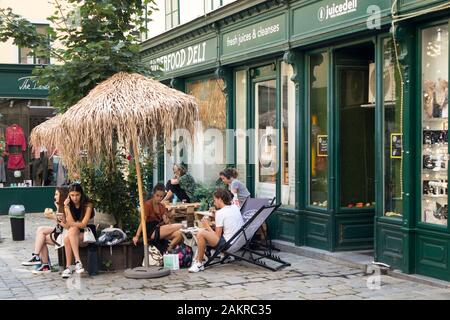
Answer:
[{"left": 189, "top": 188, "right": 244, "bottom": 273}]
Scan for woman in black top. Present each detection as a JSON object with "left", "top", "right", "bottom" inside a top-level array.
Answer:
[{"left": 61, "top": 183, "right": 95, "bottom": 279}]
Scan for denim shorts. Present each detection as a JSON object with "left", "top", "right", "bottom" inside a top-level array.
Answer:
[{"left": 214, "top": 236, "right": 227, "bottom": 250}]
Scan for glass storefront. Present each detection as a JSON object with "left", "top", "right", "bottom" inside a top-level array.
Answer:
[
  {"left": 0, "top": 99, "right": 59, "bottom": 187},
  {"left": 309, "top": 52, "right": 328, "bottom": 208},
  {"left": 185, "top": 77, "right": 226, "bottom": 184},
  {"left": 383, "top": 37, "right": 403, "bottom": 218},
  {"left": 281, "top": 62, "right": 296, "bottom": 206},
  {"left": 421, "top": 23, "right": 449, "bottom": 226},
  {"left": 235, "top": 70, "right": 247, "bottom": 185},
  {"left": 254, "top": 78, "right": 277, "bottom": 199}
]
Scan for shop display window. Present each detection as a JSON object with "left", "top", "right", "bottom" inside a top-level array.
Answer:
[
  {"left": 281, "top": 62, "right": 296, "bottom": 206},
  {"left": 186, "top": 77, "right": 226, "bottom": 184},
  {"left": 235, "top": 70, "right": 247, "bottom": 185},
  {"left": 309, "top": 52, "right": 328, "bottom": 208},
  {"left": 421, "top": 24, "right": 449, "bottom": 226},
  {"left": 383, "top": 37, "right": 403, "bottom": 218},
  {"left": 0, "top": 99, "right": 61, "bottom": 188}
]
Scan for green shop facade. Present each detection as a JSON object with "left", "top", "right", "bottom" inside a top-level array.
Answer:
[
  {"left": 0, "top": 64, "right": 56, "bottom": 214},
  {"left": 141, "top": 0, "right": 450, "bottom": 281}
]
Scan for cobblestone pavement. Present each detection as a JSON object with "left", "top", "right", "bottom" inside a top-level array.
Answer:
[{"left": 1, "top": 213, "right": 450, "bottom": 300}]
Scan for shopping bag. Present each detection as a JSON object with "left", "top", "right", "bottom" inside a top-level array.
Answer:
[
  {"left": 142, "top": 245, "right": 163, "bottom": 267},
  {"left": 163, "top": 254, "right": 180, "bottom": 270},
  {"left": 83, "top": 227, "right": 96, "bottom": 243}
]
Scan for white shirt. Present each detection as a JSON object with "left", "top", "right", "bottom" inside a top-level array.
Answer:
[{"left": 215, "top": 205, "right": 244, "bottom": 242}]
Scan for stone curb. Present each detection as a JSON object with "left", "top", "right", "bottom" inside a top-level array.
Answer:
[{"left": 272, "top": 240, "right": 450, "bottom": 289}]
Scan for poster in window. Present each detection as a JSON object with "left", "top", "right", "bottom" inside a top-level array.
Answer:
[
  {"left": 317, "top": 135, "right": 328, "bottom": 157},
  {"left": 390, "top": 133, "right": 402, "bottom": 159}
]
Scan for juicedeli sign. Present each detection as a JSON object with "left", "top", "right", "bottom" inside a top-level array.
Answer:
[{"left": 318, "top": 0, "right": 358, "bottom": 21}]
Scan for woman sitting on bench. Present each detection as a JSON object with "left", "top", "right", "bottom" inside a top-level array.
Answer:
[
  {"left": 133, "top": 183, "right": 183, "bottom": 253},
  {"left": 21, "top": 186, "right": 69, "bottom": 274},
  {"left": 61, "top": 183, "right": 95, "bottom": 279}
]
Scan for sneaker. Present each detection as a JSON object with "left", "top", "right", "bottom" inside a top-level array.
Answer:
[
  {"left": 22, "top": 254, "right": 41, "bottom": 266},
  {"left": 75, "top": 261, "right": 84, "bottom": 274},
  {"left": 32, "top": 264, "right": 51, "bottom": 274},
  {"left": 61, "top": 267, "right": 72, "bottom": 279},
  {"left": 188, "top": 260, "right": 204, "bottom": 273}
]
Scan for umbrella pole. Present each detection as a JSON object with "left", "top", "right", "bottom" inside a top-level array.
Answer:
[
  {"left": 132, "top": 139, "right": 149, "bottom": 268},
  {"left": 123, "top": 138, "right": 171, "bottom": 279}
]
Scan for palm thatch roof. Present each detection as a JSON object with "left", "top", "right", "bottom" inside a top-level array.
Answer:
[
  {"left": 29, "top": 114, "right": 62, "bottom": 152},
  {"left": 58, "top": 72, "right": 198, "bottom": 174}
]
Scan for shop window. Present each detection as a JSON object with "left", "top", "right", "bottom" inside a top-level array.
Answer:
[
  {"left": 0, "top": 100, "right": 61, "bottom": 188},
  {"left": 383, "top": 37, "right": 403, "bottom": 218},
  {"left": 309, "top": 53, "right": 328, "bottom": 208},
  {"left": 421, "top": 24, "right": 449, "bottom": 226},
  {"left": 186, "top": 77, "right": 226, "bottom": 184},
  {"left": 19, "top": 25, "right": 50, "bottom": 65},
  {"left": 165, "top": 0, "right": 179, "bottom": 30},
  {"left": 235, "top": 70, "right": 247, "bottom": 185},
  {"left": 255, "top": 79, "right": 277, "bottom": 199},
  {"left": 206, "top": 0, "right": 223, "bottom": 12},
  {"left": 281, "top": 62, "right": 296, "bottom": 206}
]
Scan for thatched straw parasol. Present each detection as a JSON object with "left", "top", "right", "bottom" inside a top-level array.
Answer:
[
  {"left": 58, "top": 72, "right": 198, "bottom": 278},
  {"left": 29, "top": 114, "right": 62, "bottom": 153}
]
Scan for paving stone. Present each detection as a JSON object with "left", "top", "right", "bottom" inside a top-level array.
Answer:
[{"left": 2, "top": 213, "right": 450, "bottom": 300}]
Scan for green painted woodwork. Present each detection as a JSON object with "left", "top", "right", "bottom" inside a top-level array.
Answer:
[
  {"left": 138, "top": 0, "right": 450, "bottom": 281},
  {"left": 0, "top": 64, "right": 48, "bottom": 98},
  {"left": 0, "top": 187, "right": 55, "bottom": 215},
  {"left": 416, "top": 232, "right": 450, "bottom": 281},
  {"left": 221, "top": 14, "right": 287, "bottom": 57},
  {"left": 376, "top": 222, "right": 406, "bottom": 270},
  {"left": 291, "top": 0, "right": 391, "bottom": 42}
]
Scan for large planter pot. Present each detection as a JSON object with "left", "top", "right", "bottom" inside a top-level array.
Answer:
[{"left": 57, "top": 241, "right": 144, "bottom": 272}]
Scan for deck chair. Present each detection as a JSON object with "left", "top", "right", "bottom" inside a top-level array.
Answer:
[
  {"left": 240, "top": 197, "right": 278, "bottom": 252},
  {"left": 204, "top": 203, "right": 291, "bottom": 271}
]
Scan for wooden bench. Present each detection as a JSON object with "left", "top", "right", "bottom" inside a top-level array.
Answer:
[{"left": 57, "top": 241, "right": 144, "bottom": 273}]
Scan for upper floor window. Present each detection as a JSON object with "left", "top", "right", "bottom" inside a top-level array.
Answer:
[
  {"left": 206, "top": 0, "right": 223, "bottom": 12},
  {"left": 165, "top": 0, "right": 180, "bottom": 30},
  {"left": 19, "top": 24, "right": 50, "bottom": 65}
]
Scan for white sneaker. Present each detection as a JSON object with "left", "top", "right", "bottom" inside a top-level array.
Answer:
[
  {"left": 61, "top": 267, "right": 72, "bottom": 279},
  {"left": 188, "top": 261, "right": 204, "bottom": 273},
  {"left": 75, "top": 261, "right": 84, "bottom": 274}
]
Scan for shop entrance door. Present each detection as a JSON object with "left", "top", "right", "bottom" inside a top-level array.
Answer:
[
  {"left": 252, "top": 65, "right": 277, "bottom": 200},
  {"left": 334, "top": 42, "right": 376, "bottom": 251}
]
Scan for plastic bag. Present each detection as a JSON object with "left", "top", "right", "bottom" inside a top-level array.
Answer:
[{"left": 96, "top": 227, "right": 126, "bottom": 246}]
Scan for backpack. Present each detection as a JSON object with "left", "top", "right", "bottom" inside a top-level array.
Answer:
[{"left": 172, "top": 243, "right": 193, "bottom": 268}]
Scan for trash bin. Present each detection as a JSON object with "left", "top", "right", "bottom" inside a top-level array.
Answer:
[{"left": 9, "top": 205, "right": 25, "bottom": 241}]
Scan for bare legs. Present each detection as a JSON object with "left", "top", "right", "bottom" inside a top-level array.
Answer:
[
  {"left": 194, "top": 229, "right": 219, "bottom": 262},
  {"left": 152, "top": 223, "right": 183, "bottom": 251},
  {"left": 33, "top": 226, "right": 54, "bottom": 264},
  {"left": 64, "top": 227, "right": 86, "bottom": 268}
]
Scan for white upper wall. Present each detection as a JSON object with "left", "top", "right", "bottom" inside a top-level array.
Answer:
[
  {"left": 145, "top": 0, "right": 238, "bottom": 40},
  {"left": 0, "top": 0, "right": 59, "bottom": 64}
]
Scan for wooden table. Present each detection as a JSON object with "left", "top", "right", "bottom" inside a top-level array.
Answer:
[{"left": 163, "top": 202, "right": 200, "bottom": 226}]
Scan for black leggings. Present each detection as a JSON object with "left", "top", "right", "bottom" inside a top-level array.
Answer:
[{"left": 166, "top": 180, "right": 190, "bottom": 203}]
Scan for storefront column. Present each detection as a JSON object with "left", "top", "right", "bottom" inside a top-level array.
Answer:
[
  {"left": 215, "top": 67, "right": 235, "bottom": 167},
  {"left": 283, "top": 49, "right": 304, "bottom": 246},
  {"left": 395, "top": 24, "right": 416, "bottom": 274}
]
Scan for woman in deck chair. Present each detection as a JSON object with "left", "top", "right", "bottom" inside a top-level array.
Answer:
[{"left": 189, "top": 188, "right": 244, "bottom": 273}]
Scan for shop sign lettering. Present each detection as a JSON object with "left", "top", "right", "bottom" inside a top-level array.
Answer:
[
  {"left": 18, "top": 76, "right": 49, "bottom": 91},
  {"left": 222, "top": 15, "right": 286, "bottom": 56},
  {"left": 225, "top": 24, "right": 281, "bottom": 48},
  {"left": 318, "top": 0, "right": 358, "bottom": 21},
  {"left": 150, "top": 39, "right": 217, "bottom": 73}
]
